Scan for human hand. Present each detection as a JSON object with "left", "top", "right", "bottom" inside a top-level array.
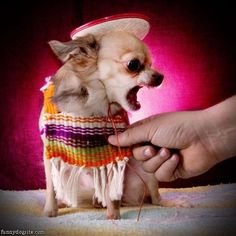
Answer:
[{"left": 109, "top": 111, "right": 219, "bottom": 182}]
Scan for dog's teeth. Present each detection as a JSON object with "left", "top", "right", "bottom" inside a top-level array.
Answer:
[
  {"left": 126, "top": 86, "right": 142, "bottom": 111},
  {"left": 135, "top": 101, "right": 141, "bottom": 109}
]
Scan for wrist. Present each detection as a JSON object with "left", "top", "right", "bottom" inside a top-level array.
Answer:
[
  {"left": 200, "top": 96, "right": 236, "bottom": 163},
  {"left": 191, "top": 110, "right": 220, "bottom": 166}
]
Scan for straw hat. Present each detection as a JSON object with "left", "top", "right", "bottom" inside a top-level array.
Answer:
[{"left": 70, "top": 13, "right": 150, "bottom": 40}]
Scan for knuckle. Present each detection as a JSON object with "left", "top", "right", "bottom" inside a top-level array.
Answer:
[
  {"left": 143, "top": 162, "right": 155, "bottom": 173},
  {"left": 155, "top": 171, "right": 170, "bottom": 182},
  {"left": 132, "top": 148, "right": 143, "bottom": 160}
]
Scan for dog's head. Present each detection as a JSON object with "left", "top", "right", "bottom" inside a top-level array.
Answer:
[
  {"left": 98, "top": 31, "right": 163, "bottom": 111},
  {"left": 48, "top": 32, "right": 163, "bottom": 115}
]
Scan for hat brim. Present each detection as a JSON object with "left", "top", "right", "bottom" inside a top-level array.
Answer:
[{"left": 70, "top": 13, "right": 150, "bottom": 40}]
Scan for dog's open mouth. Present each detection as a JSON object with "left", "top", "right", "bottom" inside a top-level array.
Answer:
[{"left": 126, "top": 86, "right": 142, "bottom": 111}]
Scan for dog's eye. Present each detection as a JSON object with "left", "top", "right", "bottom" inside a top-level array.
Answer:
[{"left": 127, "top": 59, "right": 142, "bottom": 72}]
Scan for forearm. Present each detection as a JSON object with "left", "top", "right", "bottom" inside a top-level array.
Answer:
[{"left": 202, "top": 95, "right": 236, "bottom": 163}]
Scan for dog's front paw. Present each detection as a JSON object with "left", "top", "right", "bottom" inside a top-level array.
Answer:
[
  {"left": 172, "top": 198, "right": 193, "bottom": 208},
  {"left": 106, "top": 210, "right": 121, "bottom": 220},
  {"left": 159, "top": 198, "right": 193, "bottom": 208},
  {"left": 106, "top": 200, "right": 121, "bottom": 220},
  {"left": 43, "top": 204, "right": 58, "bottom": 217}
]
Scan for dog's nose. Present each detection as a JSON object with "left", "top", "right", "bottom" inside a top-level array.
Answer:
[{"left": 150, "top": 72, "right": 164, "bottom": 87}]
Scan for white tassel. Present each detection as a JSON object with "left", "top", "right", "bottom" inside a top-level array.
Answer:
[
  {"left": 51, "top": 157, "right": 129, "bottom": 208},
  {"left": 50, "top": 158, "right": 84, "bottom": 207},
  {"left": 51, "top": 158, "right": 64, "bottom": 200},
  {"left": 109, "top": 157, "right": 128, "bottom": 201},
  {"left": 108, "top": 162, "right": 118, "bottom": 201},
  {"left": 93, "top": 158, "right": 129, "bottom": 207},
  {"left": 64, "top": 166, "right": 83, "bottom": 207},
  {"left": 93, "top": 166, "right": 107, "bottom": 207},
  {"left": 93, "top": 167, "right": 102, "bottom": 204},
  {"left": 100, "top": 166, "right": 107, "bottom": 207},
  {"left": 117, "top": 157, "right": 129, "bottom": 199}
]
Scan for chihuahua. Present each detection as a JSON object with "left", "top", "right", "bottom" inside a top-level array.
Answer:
[{"left": 40, "top": 32, "right": 186, "bottom": 220}]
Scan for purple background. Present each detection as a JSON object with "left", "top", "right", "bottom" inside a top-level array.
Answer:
[{"left": 1, "top": 1, "right": 235, "bottom": 190}]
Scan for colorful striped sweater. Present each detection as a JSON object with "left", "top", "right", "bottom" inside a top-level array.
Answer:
[{"left": 41, "top": 78, "right": 132, "bottom": 167}]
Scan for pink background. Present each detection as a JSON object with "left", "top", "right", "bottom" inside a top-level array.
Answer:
[{"left": 1, "top": 1, "right": 235, "bottom": 190}]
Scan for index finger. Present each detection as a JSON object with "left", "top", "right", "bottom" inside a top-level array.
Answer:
[{"left": 108, "top": 116, "right": 157, "bottom": 146}]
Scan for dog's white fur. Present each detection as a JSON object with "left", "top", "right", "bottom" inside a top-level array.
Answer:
[{"left": 40, "top": 32, "right": 187, "bottom": 220}]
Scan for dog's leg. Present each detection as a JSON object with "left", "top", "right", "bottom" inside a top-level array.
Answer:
[
  {"left": 43, "top": 154, "right": 58, "bottom": 217},
  {"left": 105, "top": 169, "right": 121, "bottom": 220},
  {"left": 146, "top": 174, "right": 161, "bottom": 205},
  {"left": 40, "top": 110, "right": 58, "bottom": 216},
  {"left": 147, "top": 174, "right": 192, "bottom": 208},
  {"left": 106, "top": 189, "right": 121, "bottom": 220}
]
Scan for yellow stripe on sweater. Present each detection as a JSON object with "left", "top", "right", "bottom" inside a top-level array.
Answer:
[{"left": 43, "top": 83, "right": 58, "bottom": 114}]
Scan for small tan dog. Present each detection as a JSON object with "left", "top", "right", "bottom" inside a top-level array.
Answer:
[{"left": 40, "top": 31, "right": 186, "bottom": 220}]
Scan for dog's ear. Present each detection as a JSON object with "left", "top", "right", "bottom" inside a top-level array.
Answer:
[
  {"left": 48, "top": 34, "right": 99, "bottom": 63},
  {"left": 79, "top": 34, "right": 99, "bottom": 51},
  {"left": 48, "top": 40, "right": 74, "bottom": 62}
]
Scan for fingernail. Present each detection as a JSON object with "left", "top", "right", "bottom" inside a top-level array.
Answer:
[
  {"left": 171, "top": 154, "right": 179, "bottom": 161},
  {"left": 159, "top": 149, "right": 168, "bottom": 158},
  {"left": 108, "top": 135, "right": 116, "bottom": 144},
  {"left": 144, "top": 148, "right": 152, "bottom": 157}
]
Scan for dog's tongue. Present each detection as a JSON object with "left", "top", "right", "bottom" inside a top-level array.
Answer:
[{"left": 127, "top": 86, "right": 141, "bottom": 110}]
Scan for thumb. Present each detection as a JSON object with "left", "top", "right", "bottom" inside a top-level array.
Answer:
[{"left": 108, "top": 119, "right": 154, "bottom": 147}]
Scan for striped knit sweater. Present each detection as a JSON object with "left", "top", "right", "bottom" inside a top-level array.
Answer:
[{"left": 41, "top": 78, "right": 132, "bottom": 167}]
